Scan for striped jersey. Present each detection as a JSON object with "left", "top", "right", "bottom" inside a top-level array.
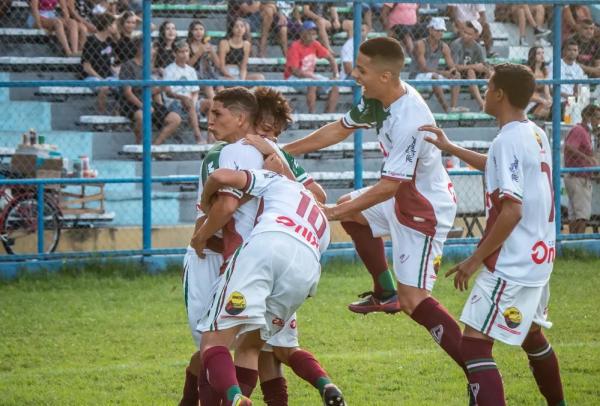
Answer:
[{"left": 481, "top": 120, "right": 555, "bottom": 286}]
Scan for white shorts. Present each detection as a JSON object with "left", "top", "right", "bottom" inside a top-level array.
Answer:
[
  {"left": 350, "top": 187, "right": 446, "bottom": 292},
  {"left": 460, "top": 270, "right": 552, "bottom": 346},
  {"left": 183, "top": 247, "right": 223, "bottom": 347},
  {"left": 197, "top": 232, "right": 320, "bottom": 345}
]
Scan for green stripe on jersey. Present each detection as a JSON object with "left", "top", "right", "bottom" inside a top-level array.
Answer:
[{"left": 481, "top": 278, "right": 503, "bottom": 333}]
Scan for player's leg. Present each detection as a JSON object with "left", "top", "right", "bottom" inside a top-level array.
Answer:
[
  {"left": 337, "top": 190, "right": 400, "bottom": 314},
  {"left": 258, "top": 351, "right": 288, "bottom": 406}
]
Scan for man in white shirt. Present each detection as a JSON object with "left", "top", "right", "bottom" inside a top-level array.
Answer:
[
  {"left": 548, "top": 38, "right": 588, "bottom": 101},
  {"left": 422, "top": 63, "right": 565, "bottom": 406},
  {"left": 339, "top": 22, "right": 370, "bottom": 81}
]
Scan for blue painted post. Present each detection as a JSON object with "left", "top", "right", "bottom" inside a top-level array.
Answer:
[
  {"left": 551, "top": 4, "right": 562, "bottom": 242},
  {"left": 352, "top": 0, "right": 363, "bottom": 189},
  {"left": 37, "top": 184, "right": 45, "bottom": 253},
  {"left": 141, "top": 0, "right": 152, "bottom": 251}
]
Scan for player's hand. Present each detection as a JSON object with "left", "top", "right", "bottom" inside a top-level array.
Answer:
[
  {"left": 420, "top": 125, "right": 454, "bottom": 153},
  {"left": 244, "top": 133, "right": 276, "bottom": 155},
  {"left": 320, "top": 203, "right": 339, "bottom": 221},
  {"left": 445, "top": 256, "right": 481, "bottom": 291},
  {"left": 264, "top": 153, "right": 284, "bottom": 174},
  {"left": 200, "top": 193, "right": 216, "bottom": 213},
  {"left": 190, "top": 232, "right": 207, "bottom": 258}
]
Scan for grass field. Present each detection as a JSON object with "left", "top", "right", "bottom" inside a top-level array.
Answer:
[{"left": 1, "top": 258, "right": 599, "bottom": 405}]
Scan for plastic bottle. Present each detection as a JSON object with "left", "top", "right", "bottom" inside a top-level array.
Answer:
[{"left": 563, "top": 98, "right": 573, "bottom": 124}]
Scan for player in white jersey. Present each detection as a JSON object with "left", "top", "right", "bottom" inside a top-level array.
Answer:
[
  {"left": 284, "top": 37, "right": 468, "bottom": 394},
  {"left": 198, "top": 168, "right": 346, "bottom": 406},
  {"left": 423, "top": 63, "right": 565, "bottom": 406}
]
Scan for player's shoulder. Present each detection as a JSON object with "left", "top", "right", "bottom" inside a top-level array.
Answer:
[{"left": 222, "top": 140, "right": 262, "bottom": 157}]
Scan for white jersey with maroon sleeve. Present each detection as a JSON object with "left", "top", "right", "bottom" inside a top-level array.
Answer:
[
  {"left": 241, "top": 169, "right": 330, "bottom": 259},
  {"left": 481, "top": 120, "right": 555, "bottom": 286},
  {"left": 341, "top": 83, "right": 457, "bottom": 237}
]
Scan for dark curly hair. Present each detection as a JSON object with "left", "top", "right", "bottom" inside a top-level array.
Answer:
[{"left": 253, "top": 87, "right": 293, "bottom": 137}]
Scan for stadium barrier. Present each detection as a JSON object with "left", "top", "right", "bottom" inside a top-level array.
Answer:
[{"left": 0, "top": 0, "right": 599, "bottom": 272}]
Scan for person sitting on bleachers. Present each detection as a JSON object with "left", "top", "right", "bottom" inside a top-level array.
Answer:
[
  {"left": 284, "top": 20, "right": 339, "bottom": 114},
  {"left": 563, "top": 4, "right": 593, "bottom": 43},
  {"left": 568, "top": 19, "right": 600, "bottom": 78},
  {"left": 65, "top": 0, "right": 95, "bottom": 35},
  {"left": 81, "top": 13, "right": 119, "bottom": 114},
  {"left": 300, "top": 2, "right": 350, "bottom": 55},
  {"left": 450, "top": 20, "right": 491, "bottom": 111},
  {"left": 494, "top": 4, "right": 550, "bottom": 47},
  {"left": 410, "top": 17, "right": 465, "bottom": 113},
  {"left": 548, "top": 39, "right": 588, "bottom": 105},
  {"left": 187, "top": 20, "right": 227, "bottom": 101},
  {"left": 163, "top": 40, "right": 212, "bottom": 144},
  {"left": 154, "top": 20, "right": 177, "bottom": 74},
  {"left": 28, "top": 0, "right": 86, "bottom": 56},
  {"left": 526, "top": 46, "right": 552, "bottom": 120},
  {"left": 447, "top": 3, "right": 495, "bottom": 58},
  {"left": 381, "top": 2, "right": 426, "bottom": 55},
  {"left": 119, "top": 37, "right": 182, "bottom": 145},
  {"left": 218, "top": 17, "right": 265, "bottom": 81},
  {"left": 114, "top": 11, "right": 137, "bottom": 64}
]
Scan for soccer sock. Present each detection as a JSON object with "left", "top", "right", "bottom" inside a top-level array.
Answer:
[
  {"left": 341, "top": 220, "right": 396, "bottom": 299},
  {"left": 521, "top": 329, "right": 565, "bottom": 406},
  {"left": 202, "top": 346, "right": 242, "bottom": 405},
  {"left": 287, "top": 349, "right": 331, "bottom": 395},
  {"left": 461, "top": 336, "right": 506, "bottom": 406},
  {"left": 235, "top": 365, "right": 259, "bottom": 397},
  {"left": 179, "top": 366, "right": 199, "bottom": 406},
  {"left": 198, "top": 365, "right": 223, "bottom": 406},
  {"left": 260, "top": 377, "right": 288, "bottom": 406},
  {"left": 410, "top": 297, "right": 467, "bottom": 374}
]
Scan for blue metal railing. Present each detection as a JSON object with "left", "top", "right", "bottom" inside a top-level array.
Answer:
[{"left": 0, "top": 0, "right": 599, "bottom": 262}]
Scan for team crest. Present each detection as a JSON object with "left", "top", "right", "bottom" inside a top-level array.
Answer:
[
  {"left": 503, "top": 307, "right": 522, "bottom": 328},
  {"left": 430, "top": 324, "right": 444, "bottom": 344},
  {"left": 225, "top": 291, "right": 246, "bottom": 315},
  {"left": 433, "top": 255, "right": 442, "bottom": 275}
]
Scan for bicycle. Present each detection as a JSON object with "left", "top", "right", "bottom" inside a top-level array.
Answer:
[{"left": 0, "top": 163, "right": 62, "bottom": 255}]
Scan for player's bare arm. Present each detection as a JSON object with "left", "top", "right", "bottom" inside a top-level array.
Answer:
[
  {"left": 420, "top": 125, "right": 487, "bottom": 171},
  {"left": 324, "top": 178, "right": 400, "bottom": 221},
  {"left": 307, "top": 181, "right": 327, "bottom": 204},
  {"left": 191, "top": 194, "right": 239, "bottom": 258},
  {"left": 283, "top": 120, "right": 354, "bottom": 155},
  {"left": 446, "top": 199, "right": 522, "bottom": 291}
]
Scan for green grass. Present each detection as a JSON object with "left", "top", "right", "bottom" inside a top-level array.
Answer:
[{"left": 1, "top": 259, "right": 599, "bottom": 405}]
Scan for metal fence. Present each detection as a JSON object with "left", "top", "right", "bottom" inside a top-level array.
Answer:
[{"left": 0, "top": 0, "right": 599, "bottom": 264}]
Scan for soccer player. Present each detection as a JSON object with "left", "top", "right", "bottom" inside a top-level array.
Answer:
[
  {"left": 421, "top": 63, "right": 566, "bottom": 406},
  {"left": 284, "top": 37, "right": 466, "bottom": 385},
  {"left": 198, "top": 167, "right": 345, "bottom": 406}
]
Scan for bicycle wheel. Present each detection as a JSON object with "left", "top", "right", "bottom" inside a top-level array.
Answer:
[{"left": 0, "top": 195, "right": 62, "bottom": 255}]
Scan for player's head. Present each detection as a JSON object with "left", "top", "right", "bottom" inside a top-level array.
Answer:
[
  {"left": 253, "top": 87, "right": 293, "bottom": 139},
  {"left": 209, "top": 87, "right": 258, "bottom": 141},
  {"left": 484, "top": 63, "right": 535, "bottom": 116},
  {"left": 352, "top": 37, "right": 404, "bottom": 99}
]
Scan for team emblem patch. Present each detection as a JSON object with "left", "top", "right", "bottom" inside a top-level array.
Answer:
[
  {"left": 433, "top": 255, "right": 442, "bottom": 274},
  {"left": 503, "top": 307, "right": 522, "bottom": 328},
  {"left": 225, "top": 291, "right": 246, "bottom": 315},
  {"left": 430, "top": 324, "right": 444, "bottom": 344}
]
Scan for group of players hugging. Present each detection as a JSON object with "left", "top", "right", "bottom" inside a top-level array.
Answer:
[{"left": 177, "top": 37, "right": 566, "bottom": 406}]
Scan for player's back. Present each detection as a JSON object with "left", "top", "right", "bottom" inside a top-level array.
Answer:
[{"left": 483, "top": 120, "right": 555, "bottom": 286}]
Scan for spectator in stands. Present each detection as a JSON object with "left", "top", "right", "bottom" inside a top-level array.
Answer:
[
  {"left": 0, "top": 0, "right": 10, "bottom": 18},
  {"left": 495, "top": 4, "right": 550, "bottom": 47},
  {"left": 450, "top": 20, "right": 491, "bottom": 111},
  {"left": 381, "top": 3, "right": 426, "bottom": 55},
  {"left": 447, "top": 3, "right": 495, "bottom": 58},
  {"left": 564, "top": 104, "right": 600, "bottom": 234},
  {"left": 568, "top": 19, "right": 600, "bottom": 78},
  {"left": 154, "top": 20, "right": 177, "bottom": 73},
  {"left": 218, "top": 17, "right": 265, "bottom": 81},
  {"left": 563, "top": 4, "right": 593, "bottom": 43},
  {"left": 548, "top": 39, "right": 588, "bottom": 103},
  {"left": 526, "top": 46, "right": 552, "bottom": 119},
  {"left": 284, "top": 20, "right": 339, "bottom": 113},
  {"left": 119, "top": 37, "right": 182, "bottom": 145},
  {"left": 81, "top": 13, "right": 119, "bottom": 114},
  {"left": 187, "top": 21, "right": 226, "bottom": 100},
  {"left": 66, "top": 0, "right": 95, "bottom": 35},
  {"left": 360, "top": 1, "right": 383, "bottom": 32},
  {"left": 410, "top": 17, "right": 464, "bottom": 113},
  {"left": 163, "top": 40, "right": 212, "bottom": 144},
  {"left": 301, "top": 2, "right": 350, "bottom": 55},
  {"left": 339, "top": 22, "right": 369, "bottom": 82},
  {"left": 29, "top": 0, "right": 86, "bottom": 56},
  {"left": 114, "top": 11, "right": 137, "bottom": 64}
]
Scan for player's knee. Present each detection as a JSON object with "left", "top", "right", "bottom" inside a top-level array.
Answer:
[{"left": 273, "top": 346, "right": 299, "bottom": 366}]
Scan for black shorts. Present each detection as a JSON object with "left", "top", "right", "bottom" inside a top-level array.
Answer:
[{"left": 120, "top": 102, "right": 171, "bottom": 129}]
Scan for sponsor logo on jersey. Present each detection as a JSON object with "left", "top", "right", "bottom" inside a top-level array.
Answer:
[
  {"left": 404, "top": 136, "right": 417, "bottom": 163},
  {"left": 225, "top": 291, "right": 246, "bottom": 315},
  {"left": 531, "top": 240, "right": 555, "bottom": 264},
  {"left": 275, "top": 215, "right": 321, "bottom": 249},
  {"left": 503, "top": 307, "right": 522, "bottom": 328},
  {"left": 433, "top": 255, "right": 442, "bottom": 274},
  {"left": 509, "top": 155, "right": 519, "bottom": 182}
]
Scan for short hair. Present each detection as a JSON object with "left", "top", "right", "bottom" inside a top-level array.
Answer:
[
  {"left": 253, "top": 87, "right": 293, "bottom": 136},
  {"left": 580, "top": 18, "right": 594, "bottom": 26},
  {"left": 214, "top": 87, "right": 258, "bottom": 118},
  {"left": 132, "top": 35, "right": 143, "bottom": 52},
  {"left": 173, "top": 39, "right": 189, "bottom": 51},
  {"left": 359, "top": 37, "right": 405, "bottom": 72},
  {"left": 93, "top": 13, "right": 115, "bottom": 32},
  {"left": 490, "top": 63, "right": 535, "bottom": 110},
  {"left": 562, "top": 38, "right": 579, "bottom": 52},
  {"left": 582, "top": 104, "right": 600, "bottom": 120}
]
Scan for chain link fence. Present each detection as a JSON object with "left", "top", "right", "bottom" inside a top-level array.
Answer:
[{"left": 0, "top": 1, "right": 599, "bottom": 257}]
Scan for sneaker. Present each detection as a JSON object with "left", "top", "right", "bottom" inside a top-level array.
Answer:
[
  {"left": 537, "top": 37, "right": 551, "bottom": 47},
  {"left": 323, "top": 384, "right": 347, "bottom": 406},
  {"left": 519, "top": 37, "right": 529, "bottom": 47},
  {"left": 232, "top": 394, "right": 252, "bottom": 406},
  {"left": 348, "top": 291, "right": 401, "bottom": 314},
  {"left": 534, "top": 27, "right": 551, "bottom": 37},
  {"left": 486, "top": 50, "right": 499, "bottom": 59}
]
